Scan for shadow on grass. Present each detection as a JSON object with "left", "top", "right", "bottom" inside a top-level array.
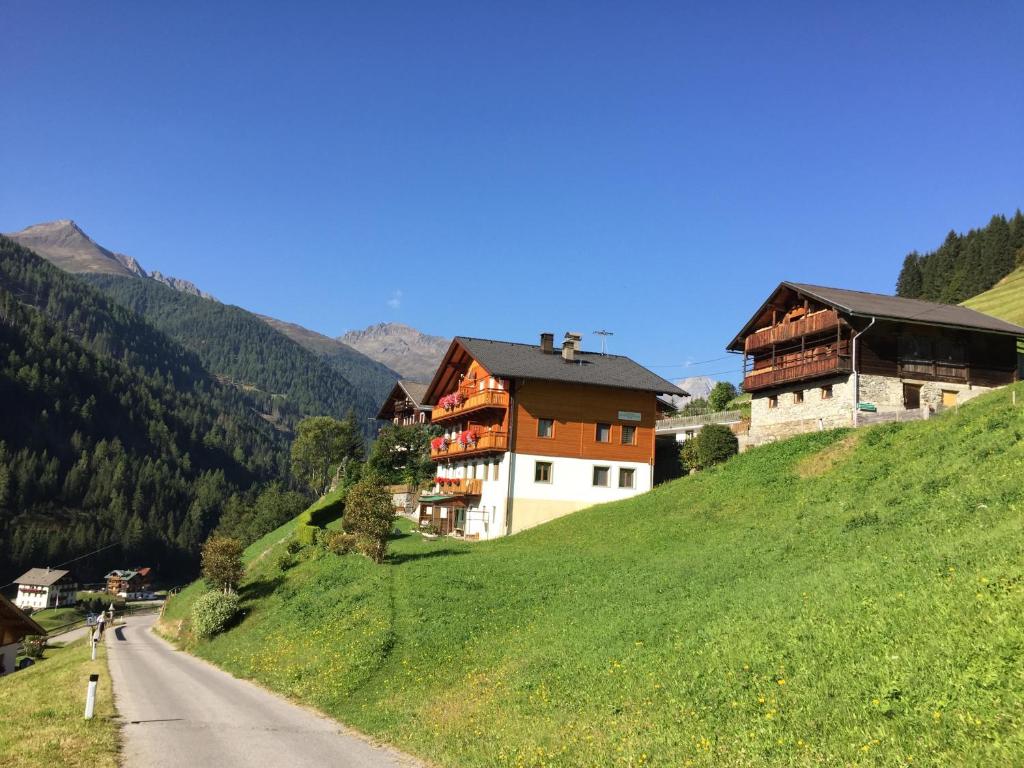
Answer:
[
  {"left": 239, "top": 575, "right": 284, "bottom": 603},
  {"left": 387, "top": 549, "right": 469, "bottom": 565}
]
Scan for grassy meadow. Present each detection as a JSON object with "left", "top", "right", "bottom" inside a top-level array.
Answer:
[
  {"left": 0, "top": 639, "right": 119, "bottom": 768},
  {"left": 963, "top": 265, "right": 1024, "bottom": 325},
  {"left": 162, "top": 384, "right": 1024, "bottom": 767}
]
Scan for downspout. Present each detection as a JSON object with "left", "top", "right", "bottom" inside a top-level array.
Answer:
[
  {"left": 504, "top": 380, "right": 519, "bottom": 537},
  {"left": 850, "top": 316, "right": 876, "bottom": 426}
]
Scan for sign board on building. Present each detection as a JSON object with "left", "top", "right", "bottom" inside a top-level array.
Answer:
[{"left": 618, "top": 411, "right": 642, "bottom": 421}]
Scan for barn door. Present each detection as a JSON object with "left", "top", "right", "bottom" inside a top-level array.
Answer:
[{"left": 903, "top": 383, "right": 921, "bottom": 409}]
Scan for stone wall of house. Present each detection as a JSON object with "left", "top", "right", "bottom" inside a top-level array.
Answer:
[
  {"left": 748, "top": 374, "right": 854, "bottom": 444},
  {"left": 748, "top": 372, "right": 997, "bottom": 445}
]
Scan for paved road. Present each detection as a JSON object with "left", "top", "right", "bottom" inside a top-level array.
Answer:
[{"left": 105, "top": 613, "right": 419, "bottom": 768}]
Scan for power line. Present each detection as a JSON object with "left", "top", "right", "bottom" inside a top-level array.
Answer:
[
  {"left": 1, "top": 541, "right": 121, "bottom": 592},
  {"left": 644, "top": 355, "right": 733, "bottom": 369}
]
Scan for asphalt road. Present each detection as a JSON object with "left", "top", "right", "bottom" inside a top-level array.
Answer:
[{"left": 105, "top": 613, "right": 420, "bottom": 768}]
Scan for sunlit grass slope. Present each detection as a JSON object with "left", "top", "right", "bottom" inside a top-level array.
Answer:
[
  {"left": 164, "top": 385, "right": 1024, "bottom": 767},
  {"left": 963, "top": 265, "right": 1024, "bottom": 326},
  {"left": 0, "top": 639, "right": 118, "bottom": 768}
]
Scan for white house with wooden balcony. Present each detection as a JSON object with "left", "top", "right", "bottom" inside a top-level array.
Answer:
[
  {"left": 13, "top": 567, "right": 78, "bottom": 610},
  {"left": 417, "top": 333, "right": 684, "bottom": 540},
  {"left": 728, "top": 282, "right": 1024, "bottom": 444}
]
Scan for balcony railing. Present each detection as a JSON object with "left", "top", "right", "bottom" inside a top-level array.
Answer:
[
  {"left": 430, "top": 430, "right": 509, "bottom": 459},
  {"left": 744, "top": 309, "right": 841, "bottom": 354},
  {"left": 743, "top": 353, "right": 851, "bottom": 392},
  {"left": 431, "top": 386, "right": 509, "bottom": 423},
  {"left": 427, "top": 478, "right": 483, "bottom": 496}
]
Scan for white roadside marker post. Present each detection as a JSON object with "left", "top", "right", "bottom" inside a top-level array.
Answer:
[{"left": 84, "top": 673, "right": 99, "bottom": 719}]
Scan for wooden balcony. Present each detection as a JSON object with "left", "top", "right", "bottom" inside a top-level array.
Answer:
[
  {"left": 428, "top": 478, "right": 483, "bottom": 496},
  {"left": 743, "top": 353, "right": 851, "bottom": 392},
  {"left": 430, "top": 430, "right": 509, "bottom": 460},
  {"left": 431, "top": 387, "right": 509, "bottom": 423},
  {"left": 744, "top": 309, "right": 841, "bottom": 354}
]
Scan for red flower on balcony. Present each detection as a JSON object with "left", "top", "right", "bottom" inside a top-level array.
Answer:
[{"left": 430, "top": 436, "right": 449, "bottom": 451}]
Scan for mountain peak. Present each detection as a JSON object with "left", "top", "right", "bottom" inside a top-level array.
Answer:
[
  {"left": 4, "top": 219, "right": 218, "bottom": 301},
  {"left": 340, "top": 323, "right": 449, "bottom": 382}
]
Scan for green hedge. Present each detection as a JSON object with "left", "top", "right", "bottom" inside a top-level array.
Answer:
[{"left": 296, "top": 488, "right": 346, "bottom": 546}]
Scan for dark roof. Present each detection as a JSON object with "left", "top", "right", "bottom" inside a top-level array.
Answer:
[
  {"left": 452, "top": 337, "right": 686, "bottom": 396},
  {"left": 0, "top": 593, "right": 45, "bottom": 637},
  {"left": 397, "top": 381, "right": 430, "bottom": 406},
  {"left": 376, "top": 380, "right": 432, "bottom": 420},
  {"left": 15, "top": 568, "right": 71, "bottom": 587},
  {"left": 728, "top": 281, "right": 1024, "bottom": 350}
]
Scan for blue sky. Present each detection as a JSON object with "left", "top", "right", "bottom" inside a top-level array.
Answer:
[{"left": 2, "top": 2, "right": 1022, "bottom": 384}]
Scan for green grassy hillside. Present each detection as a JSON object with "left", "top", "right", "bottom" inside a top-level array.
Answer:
[
  {"left": 963, "top": 264, "right": 1024, "bottom": 326},
  {"left": 164, "top": 386, "right": 1024, "bottom": 767}
]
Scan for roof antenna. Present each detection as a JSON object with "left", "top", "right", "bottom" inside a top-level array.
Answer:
[{"left": 593, "top": 330, "right": 614, "bottom": 355}]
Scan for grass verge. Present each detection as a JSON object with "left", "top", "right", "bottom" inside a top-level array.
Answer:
[{"left": 0, "top": 639, "right": 118, "bottom": 768}]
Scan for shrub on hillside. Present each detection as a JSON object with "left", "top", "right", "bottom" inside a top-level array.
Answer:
[
  {"left": 22, "top": 635, "right": 46, "bottom": 659},
  {"left": 325, "top": 531, "right": 358, "bottom": 555},
  {"left": 345, "top": 477, "right": 395, "bottom": 564},
  {"left": 681, "top": 424, "right": 739, "bottom": 472},
  {"left": 191, "top": 590, "right": 241, "bottom": 639}
]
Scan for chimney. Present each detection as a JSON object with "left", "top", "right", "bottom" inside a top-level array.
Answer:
[
  {"left": 562, "top": 331, "right": 582, "bottom": 362},
  {"left": 540, "top": 332, "right": 554, "bottom": 354}
]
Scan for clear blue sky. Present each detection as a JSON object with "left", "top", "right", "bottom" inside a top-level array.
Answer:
[{"left": 2, "top": 2, "right": 1022, "bottom": 384}]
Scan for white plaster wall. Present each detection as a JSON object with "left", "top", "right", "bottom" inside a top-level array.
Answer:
[
  {"left": 15, "top": 587, "right": 50, "bottom": 610},
  {"left": 0, "top": 642, "right": 18, "bottom": 676}
]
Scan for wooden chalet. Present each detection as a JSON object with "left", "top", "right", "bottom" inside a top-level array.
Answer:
[
  {"left": 377, "top": 381, "right": 431, "bottom": 427},
  {"left": 728, "top": 282, "right": 1024, "bottom": 441},
  {"left": 417, "top": 333, "right": 685, "bottom": 539},
  {"left": 1, "top": 593, "right": 45, "bottom": 676},
  {"left": 105, "top": 567, "right": 152, "bottom": 596}
]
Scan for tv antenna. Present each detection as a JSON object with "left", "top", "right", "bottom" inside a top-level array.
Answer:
[{"left": 593, "top": 330, "right": 614, "bottom": 355}]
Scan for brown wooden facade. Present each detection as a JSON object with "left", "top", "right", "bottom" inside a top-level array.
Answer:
[{"left": 733, "top": 286, "right": 1019, "bottom": 393}]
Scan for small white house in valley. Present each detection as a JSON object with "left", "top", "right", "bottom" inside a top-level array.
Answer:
[{"left": 13, "top": 567, "right": 78, "bottom": 610}]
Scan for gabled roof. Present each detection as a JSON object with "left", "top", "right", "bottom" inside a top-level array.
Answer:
[
  {"left": 376, "top": 380, "right": 432, "bottom": 420},
  {"left": 728, "top": 281, "right": 1024, "bottom": 351},
  {"left": 424, "top": 337, "right": 686, "bottom": 403},
  {"left": 15, "top": 568, "right": 71, "bottom": 587},
  {"left": 0, "top": 593, "right": 45, "bottom": 637}
]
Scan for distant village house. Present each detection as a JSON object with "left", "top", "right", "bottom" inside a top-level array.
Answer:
[
  {"left": 416, "top": 332, "right": 684, "bottom": 539},
  {"left": 729, "top": 282, "right": 1024, "bottom": 444},
  {"left": 376, "top": 380, "right": 431, "bottom": 426},
  {"left": 13, "top": 567, "right": 78, "bottom": 611},
  {"left": 106, "top": 567, "right": 153, "bottom": 597}
]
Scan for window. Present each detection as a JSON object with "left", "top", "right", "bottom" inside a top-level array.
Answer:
[
  {"left": 592, "top": 466, "right": 610, "bottom": 486},
  {"left": 618, "top": 468, "right": 635, "bottom": 488},
  {"left": 621, "top": 424, "right": 636, "bottom": 445},
  {"left": 596, "top": 423, "right": 611, "bottom": 442},
  {"left": 491, "top": 462, "right": 499, "bottom": 481},
  {"left": 534, "top": 461, "right": 552, "bottom": 483},
  {"left": 821, "top": 384, "right": 833, "bottom": 400},
  {"left": 469, "top": 464, "right": 476, "bottom": 479},
  {"left": 793, "top": 390, "right": 804, "bottom": 404},
  {"left": 537, "top": 418, "right": 554, "bottom": 438},
  {"left": 768, "top": 395, "right": 778, "bottom": 409}
]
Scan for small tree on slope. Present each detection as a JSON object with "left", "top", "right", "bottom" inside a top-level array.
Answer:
[
  {"left": 201, "top": 534, "right": 245, "bottom": 594},
  {"left": 344, "top": 477, "right": 395, "bottom": 564}
]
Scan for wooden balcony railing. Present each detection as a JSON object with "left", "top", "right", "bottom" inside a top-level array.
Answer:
[
  {"left": 430, "top": 430, "right": 509, "bottom": 459},
  {"left": 744, "top": 309, "right": 841, "bottom": 354},
  {"left": 428, "top": 478, "right": 483, "bottom": 496},
  {"left": 743, "top": 354, "right": 851, "bottom": 392},
  {"left": 431, "top": 387, "right": 509, "bottom": 423}
]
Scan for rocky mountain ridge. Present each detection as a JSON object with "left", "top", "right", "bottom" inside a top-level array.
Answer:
[
  {"left": 5, "top": 219, "right": 216, "bottom": 300},
  {"left": 340, "top": 322, "right": 450, "bottom": 382}
]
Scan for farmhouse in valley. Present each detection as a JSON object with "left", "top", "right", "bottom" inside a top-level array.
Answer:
[
  {"left": 417, "top": 332, "right": 684, "bottom": 539},
  {"left": 13, "top": 567, "right": 78, "bottom": 610},
  {"left": 729, "top": 282, "right": 1024, "bottom": 443},
  {"left": 0, "top": 593, "right": 45, "bottom": 676},
  {"left": 105, "top": 567, "right": 153, "bottom": 596},
  {"left": 377, "top": 380, "right": 432, "bottom": 426}
]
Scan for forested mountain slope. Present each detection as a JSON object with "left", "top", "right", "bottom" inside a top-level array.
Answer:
[
  {"left": 896, "top": 210, "right": 1024, "bottom": 303},
  {"left": 166, "top": 385, "right": 1024, "bottom": 767},
  {"left": 0, "top": 237, "right": 288, "bottom": 582},
  {"left": 85, "top": 275, "right": 391, "bottom": 432}
]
